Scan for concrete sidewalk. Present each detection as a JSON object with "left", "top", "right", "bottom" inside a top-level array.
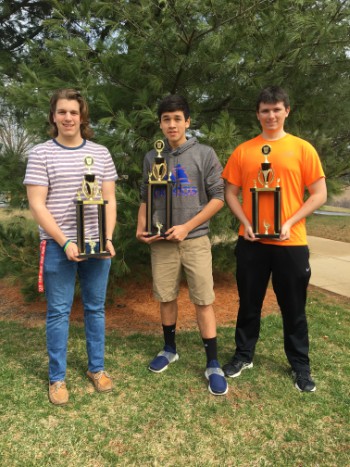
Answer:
[{"left": 307, "top": 236, "right": 350, "bottom": 297}]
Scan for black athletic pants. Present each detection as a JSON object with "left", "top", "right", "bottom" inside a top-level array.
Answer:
[{"left": 234, "top": 237, "right": 312, "bottom": 372}]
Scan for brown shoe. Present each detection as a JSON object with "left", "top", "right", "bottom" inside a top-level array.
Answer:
[
  {"left": 87, "top": 370, "right": 113, "bottom": 393},
  {"left": 49, "top": 381, "right": 69, "bottom": 405}
]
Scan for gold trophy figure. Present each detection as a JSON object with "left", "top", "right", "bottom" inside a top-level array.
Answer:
[
  {"left": 250, "top": 145, "right": 281, "bottom": 238},
  {"left": 74, "top": 156, "right": 111, "bottom": 258},
  {"left": 152, "top": 140, "right": 167, "bottom": 181},
  {"left": 155, "top": 221, "right": 164, "bottom": 236},
  {"left": 258, "top": 145, "right": 275, "bottom": 188},
  {"left": 263, "top": 220, "right": 270, "bottom": 236},
  {"left": 82, "top": 156, "right": 99, "bottom": 200},
  {"left": 88, "top": 238, "right": 96, "bottom": 255},
  {"left": 146, "top": 140, "right": 173, "bottom": 236}
]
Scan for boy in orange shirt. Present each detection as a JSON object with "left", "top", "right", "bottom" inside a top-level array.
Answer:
[{"left": 222, "top": 86, "right": 327, "bottom": 392}]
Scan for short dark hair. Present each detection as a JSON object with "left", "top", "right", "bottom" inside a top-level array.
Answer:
[
  {"left": 157, "top": 95, "right": 190, "bottom": 121},
  {"left": 256, "top": 86, "right": 290, "bottom": 111},
  {"left": 48, "top": 88, "right": 94, "bottom": 139}
]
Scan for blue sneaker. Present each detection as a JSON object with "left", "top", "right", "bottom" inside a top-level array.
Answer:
[
  {"left": 148, "top": 345, "right": 179, "bottom": 373},
  {"left": 205, "top": 360, "right": 228, "bottom": 396}
]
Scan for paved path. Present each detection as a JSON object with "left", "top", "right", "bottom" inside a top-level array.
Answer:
[{"left": 307, "top": 236, "right": 350, "bottom": 297}]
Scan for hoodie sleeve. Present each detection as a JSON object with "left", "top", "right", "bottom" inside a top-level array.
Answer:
[{"left": 204, "top": 147, "right": 224, "bottom": 202}]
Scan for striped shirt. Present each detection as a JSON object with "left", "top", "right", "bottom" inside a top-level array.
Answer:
[{"left": 24, "top": 139, "right": 118, "bottom": 241}]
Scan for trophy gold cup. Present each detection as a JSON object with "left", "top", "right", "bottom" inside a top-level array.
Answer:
[
  {"left": 146, "top": 140, "right": 173, "bottom": 236},
  {"left": 74, "top": 156, "right": 111, "bottom": 258},
  {"left": 250, "top": 145, "right": 281, "bottom": 238}
]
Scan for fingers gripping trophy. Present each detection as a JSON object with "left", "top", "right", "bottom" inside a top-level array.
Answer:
[{"left": 250, "top": 145, "right": 281, "bottom": 238}]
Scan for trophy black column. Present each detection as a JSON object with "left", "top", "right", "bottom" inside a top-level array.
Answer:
[{"left": 76, "top": 201, "right": 85, "bottom": 254}]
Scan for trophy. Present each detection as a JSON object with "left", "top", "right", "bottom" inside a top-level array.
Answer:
[
  {"left": 250, "top": 145, "right": 281, "bottom": 238},
  {"left": 146, "top": 140, "right": 173, "bottom": 236},
  {"left": 74, "top": 156, "right": 111, "bottom": 258}
]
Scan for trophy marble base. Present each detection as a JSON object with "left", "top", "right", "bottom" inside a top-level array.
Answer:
[
  {"left": 145, "top": 233, "right": 169, "bottom": 238},
  {"left": 254, "top": 233, "right": 280, "bottom": 239},
  {"left": 77, "top": 251, "right": 111, "bottom": 259}
]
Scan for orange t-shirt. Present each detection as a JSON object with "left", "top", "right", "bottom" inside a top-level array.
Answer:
[{"left": 222, "top": 134, "right": 325, "bottom": 246}]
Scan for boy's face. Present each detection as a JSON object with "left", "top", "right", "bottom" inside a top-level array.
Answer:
[
  {"left": 159, "top": 111, "right": 190, "bottom": 149},
  {"left": 53, "top": 98, "right": 82, "bottom": 142},
  {"left": 256, "top": 101, "right": 290, "bottom": 135}
]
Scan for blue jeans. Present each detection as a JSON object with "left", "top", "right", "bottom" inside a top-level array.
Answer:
[{"left": 44, "top": 240, "right": 111, "bottom": 382}]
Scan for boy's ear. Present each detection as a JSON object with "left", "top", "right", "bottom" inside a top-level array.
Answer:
[{"left": 185, "top": 117, "right": 191, "bottom": 128}]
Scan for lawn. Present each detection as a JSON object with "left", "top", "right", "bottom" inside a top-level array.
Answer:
[
  {"left": 307, "top": 211, "right": 350, "bottom": 243},
  {"left": 0, "top": 209, "right": 349, "bottom": 466},
  {"left": 0, "top": 287, "right": 349, "bottom": 466}
]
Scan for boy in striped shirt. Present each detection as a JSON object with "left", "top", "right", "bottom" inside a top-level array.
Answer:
[{"left": 24, "top": 89, "right": 117, "bottom": 405}]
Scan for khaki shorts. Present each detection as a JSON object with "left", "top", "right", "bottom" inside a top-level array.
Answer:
[{"left": 150, "top": 235, "right": 215, "bottom": 305}]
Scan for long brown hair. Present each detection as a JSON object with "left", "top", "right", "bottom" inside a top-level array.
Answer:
[{"left": 48, "top": 89, "right": 94, "bottom": 139}]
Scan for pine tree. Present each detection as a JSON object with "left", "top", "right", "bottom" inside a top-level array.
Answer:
[{"left": 1, "top": 0, "right": 349, "bottom": 284}]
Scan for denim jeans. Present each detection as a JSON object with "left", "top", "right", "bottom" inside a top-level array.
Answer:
[{"left": 44, "top": 240, "right": 111, "bottom": 382}]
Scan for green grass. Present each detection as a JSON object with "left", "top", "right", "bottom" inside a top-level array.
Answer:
[
  {"left": 320, "top": 204, "right": 350, "bottom": 213},
  {"left": 0, "top": 289, "right": 349, "bottom": 466},
  {"left": 0, "top": 209, "right": 349, "bottom": 465},
  {"left": 307, "top": 212, "right": 350, "bottom": 243}
]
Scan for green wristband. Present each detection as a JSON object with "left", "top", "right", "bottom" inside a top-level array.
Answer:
[{"left": 63, "top": 240, "right": 72, "bottom": 252}]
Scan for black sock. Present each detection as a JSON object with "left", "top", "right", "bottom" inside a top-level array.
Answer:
[
  {"left": 162, "top": 323, "right": 176, "bottom": 351},
  {"left": 202, "top": 337, "right": 218, "bottom": 365}
]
